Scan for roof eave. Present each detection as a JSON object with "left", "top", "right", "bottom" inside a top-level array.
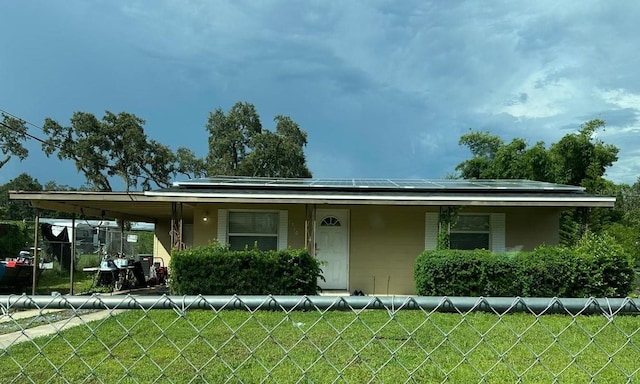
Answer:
[{"left": 144, "top": 191, "right": 616, "bottom": 208}]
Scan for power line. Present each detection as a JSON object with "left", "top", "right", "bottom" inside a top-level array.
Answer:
[
  {"left": 0, "top": 120, "right": 48, "bottom": 145},
  {"left": 0, "top": 109, "right": 49, "bottom": 136}
]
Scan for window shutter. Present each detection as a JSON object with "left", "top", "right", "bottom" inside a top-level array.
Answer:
[
  {"left": 217, "top": 209, "right": 228, "bottom": 246},
  {"left": 425, "top": 212, "right": 439, "bottom": 250},
  {"left": 278, "top": 210, "right": 288, "bottom": 250},
  {"left": 490, "top": 213, "right": 506, "bottom": 252}
]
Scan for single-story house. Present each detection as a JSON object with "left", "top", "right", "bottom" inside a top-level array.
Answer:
[{"left": 10, "top": 177, "right": 615, "bottom": 295}]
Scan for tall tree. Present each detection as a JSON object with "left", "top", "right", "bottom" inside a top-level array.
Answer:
[
  {"left": 42, "top": 111, "right": 177, "bottom": 191},
  {"left": 0, "top": 173, "right": 42, "bottom": 220},
  {"left": 206, "top": 102, "right": 312, "bottom": 178},
  {"left": 174, "top": 147, "right": 207, "bottom": 180},
  {"left": 456, "top": 131, "right": 554, "bottom": 181},
  {"left": 206, "top": 102, "right": 262, "bottom": 176},
  {"left": 0, "top": 112, "right": 29, "bottom": 169},
  {"left": 455, "top": 119, "right": 621, "bottom": 246},
  {"left": 456, "top": 119, "right": 618, "bottom": 188},
  {"left": 549, "top": 119, "right": 618, "bottom": 193}
]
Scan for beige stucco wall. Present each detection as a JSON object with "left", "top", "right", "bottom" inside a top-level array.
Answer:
[
  {"left": 504, "top": 207, "right": 561, "bottom": 250},
  {"left": 347, "top": 205, "right": 562, "bottom": 295},
  {"left": 153, "top": 221, "right": 172, "bottom": 265},
  {"left": 153, "top": 203, "right": 563, "bottom": 295},
  {"left": 348, "top": 205, "right": 432, "bottom": 296}
]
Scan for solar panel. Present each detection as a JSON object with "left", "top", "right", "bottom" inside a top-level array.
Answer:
[{"left": 173, "top": 176, "right": 584, "bottom": 192}]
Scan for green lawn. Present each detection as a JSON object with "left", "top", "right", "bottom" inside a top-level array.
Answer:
[{"left": 1, "top": 309, "right": 639, "bottom": 383}]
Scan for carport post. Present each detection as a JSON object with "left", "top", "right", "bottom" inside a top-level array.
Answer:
[
  {"left": 31, "top": 210, "right": 40, "bottom": 295},
  {"left": 69, "top": 216, "right": 75, "bottom": 295}
]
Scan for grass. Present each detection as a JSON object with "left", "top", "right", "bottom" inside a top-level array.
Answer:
[
  {"left": 20, "top": 255, "right": 108, "bottom": 295},
  {"left": 1, "top": 309, "right": 639, "bottom": 383},
  {"left": 34, "top": 268, "right": 96, "bottom": 295}
]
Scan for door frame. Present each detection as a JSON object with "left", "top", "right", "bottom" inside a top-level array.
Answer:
[{"left": 315, "top": 208, "right": 350, "bottom": 290}]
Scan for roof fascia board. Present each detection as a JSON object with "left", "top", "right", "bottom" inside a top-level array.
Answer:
[
  {"left": 29, "top": 201, "right": 156, "bottom": 222},
  {"left": 10, "top": 191, "right": 148, "bottom": 202},
  {"left": 145, "top": 191, "right": 615, "bottom": 207}
]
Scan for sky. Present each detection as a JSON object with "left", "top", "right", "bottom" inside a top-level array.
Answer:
[{"left": 1, "top": 0, "right": 640, "bottom": 189}]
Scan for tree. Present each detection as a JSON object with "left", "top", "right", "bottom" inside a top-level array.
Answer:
[
  {"left": 242, "top": 116, "right": 312, "bottom": 177},
  {"left": 206, "top": 102, "right": 312, "bottom": 178},
  {"left": 174, "top": 147, "right": 207, "bottom": 180},
  {"left": 456, "top": 120, "right": 618, "bottom": 188},
  {"left": 42, "top": 111, "right": 177, "bottom": 191},
  {"left": 456, "top": 131, "right": 555, "bottom": 181},
  {"left": 206, "top": 102, "right": 262, "bottom": 176},
  {"left": 0, "top": 173, "right": 42, "bottom": 220},
  {"left": 549, "top": 119, "right": 618, "bottom": 193},
  {"left": 455, "top": 119, "right": 621, "bottom": 246},
  {"left": 0, "top": 112, "right": 29, "bottom": 169}
]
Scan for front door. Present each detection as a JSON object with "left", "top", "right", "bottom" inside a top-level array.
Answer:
[{"left": 316, "top": 209, "right": 349, "bottom": 290}]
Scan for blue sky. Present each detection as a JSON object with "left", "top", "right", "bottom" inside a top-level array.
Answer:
[{"left": 1, "top": 1, "right": 640, "bottom": 188}]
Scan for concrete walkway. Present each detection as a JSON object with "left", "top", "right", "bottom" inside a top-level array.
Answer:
[
  {"left": 0, "top": 288, "right": 153, "bottom": 350},
  {"left": 0, "top": 308, "right": 123, "bottom": 349}
]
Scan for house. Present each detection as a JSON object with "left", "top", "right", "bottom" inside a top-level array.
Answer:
[{"left": 10, "top": 177, "right": 615, "bottom": 295}]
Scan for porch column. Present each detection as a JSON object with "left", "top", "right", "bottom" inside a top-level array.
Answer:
[{"left": 171, "top": 202, "right": 184, "bottom": 251}]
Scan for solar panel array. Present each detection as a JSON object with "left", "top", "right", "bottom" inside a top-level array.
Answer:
[{"left": 174, "top": 177, "right": 584, "bottom": 192}]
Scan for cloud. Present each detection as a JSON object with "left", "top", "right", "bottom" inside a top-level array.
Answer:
[{"left": 2, "top": 1, "right": 640, "bottom": 187}]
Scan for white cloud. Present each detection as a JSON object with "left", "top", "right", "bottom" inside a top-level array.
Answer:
[{"left": 601, "top": 89, "right": 640, "bottom": 110}]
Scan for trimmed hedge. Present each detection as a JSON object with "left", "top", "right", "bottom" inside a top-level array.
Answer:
[
  {"left": 169, "top": 245, "right": 322, "bottom": 295},
  {"left": 415, "top": 233, "right": 635, "bottom": 297}
]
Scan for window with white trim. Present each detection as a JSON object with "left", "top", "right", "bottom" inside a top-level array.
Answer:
[
  {"left": 450, "top": 214, "right": 491, "bottom": 250},
  {"left": 425, "top": 212, "right": 505, "bottom": 252},
  {"left": 218, "top": 209, "right": 288, "bottom": 250}
]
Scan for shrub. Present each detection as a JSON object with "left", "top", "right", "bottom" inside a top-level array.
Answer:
[
  {"left": 483, "top": 253, "right": 521, "bottom": 297},
  {"left": 574, "top": 232, "right": 635, "bottom": 297},
  {"left": 514, "top": 246, "right": 578, "bottom": 297},
  {"left": 415, "top": 236, "right": 636, "bottom": 297},
  {"left": 170, "top": 244, "right": 322, "bottom": 295},
  {"left": 415, "top": 249, "right": 498, "bottom": 296}
]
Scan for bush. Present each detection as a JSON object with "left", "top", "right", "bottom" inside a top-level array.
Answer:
[
  {"left": 415, "top": 235, "right": 636, "bottom": 297},
  {"left": 514, "top": 246, "right": 579, "bottom": 297},
  {"left": 415, "top": 250, "right": 494, "bottom": 296},
  {"left": 169, "top": 244, "right": 323, "bottom": 295},
  {"left": 574, "top": 232, "right": 635, "bottom": 297}
]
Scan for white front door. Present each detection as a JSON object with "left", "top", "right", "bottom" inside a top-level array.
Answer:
[{"left": 316, "top": 209, "right": 349, "bottom": 290}]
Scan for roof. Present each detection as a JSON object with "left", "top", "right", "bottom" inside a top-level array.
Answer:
[
  {"left": 172, "top": 176, "right": 586, "bottom": 192},
  {"left": 9, "top": 177, "right": 616, "bottom": 222},
  {"left": 148, "top": 176, "right": 614, "bottom": 207}
]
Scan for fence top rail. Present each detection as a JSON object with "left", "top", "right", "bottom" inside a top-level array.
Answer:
[{"left": 2, "top": 295, "right": 639, "bottom": 316}]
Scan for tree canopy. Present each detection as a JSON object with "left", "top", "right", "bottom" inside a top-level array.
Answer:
[
  {"left": 42, "top": 111, "right": 178, "bottom": 191},
  {"left": 0, "top": 112, "right": 29, "bottom": 169},
  {"left": 455, "top": 119, "right": 623, "bottom": 246},
  {"left": 206, "top": 102, "right": 312, "bottom": 178},
  {"left": 456, "top": 119, "right": 618, "bottom": 193}
]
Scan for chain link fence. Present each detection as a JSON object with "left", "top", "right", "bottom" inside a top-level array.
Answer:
[{"left": 1, "top": 294, "right": 639, "bottom": 383}]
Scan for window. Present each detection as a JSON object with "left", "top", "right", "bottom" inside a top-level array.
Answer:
[
  {"left": 320, "top": 216, "right": 341, "bottom": 226},
  {"left": 217, "top": 209, "right": 288, "bottom": 251},
  {"left": 450, "top": 214, "right": 490, "bottom": 250},
  {"left": 425, "top": 212, "right": 505, "bottom": 252}
]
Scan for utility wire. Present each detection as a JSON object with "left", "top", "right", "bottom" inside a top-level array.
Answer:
[
  {"left": 0, "top": 109, "right": 49, "bottom": 135},
  {"left": 0, "top": 120, "right": 48, "bottom": 145}
]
